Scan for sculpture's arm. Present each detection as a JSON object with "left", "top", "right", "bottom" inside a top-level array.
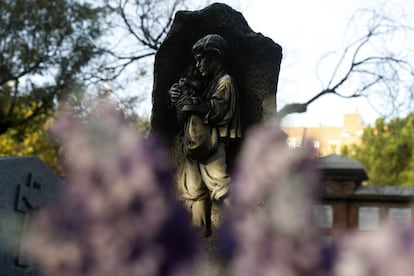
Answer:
[
  {"left": 181, "top": 99, "right": 209, "bottom": 116},
  {"left": 206, "top": 75, "right": 236, "bottom": 126}
]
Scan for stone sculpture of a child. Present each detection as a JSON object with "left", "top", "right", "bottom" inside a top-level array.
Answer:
[{"left": 169, "top": 34, "right": 241, "bottom": 236}]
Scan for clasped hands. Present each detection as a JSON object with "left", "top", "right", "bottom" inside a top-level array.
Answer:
[{"left": 168, "top": 85, "right": 209, "bottom": 116}]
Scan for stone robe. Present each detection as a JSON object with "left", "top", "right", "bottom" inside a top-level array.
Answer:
[{"left": 178, "top": 71, "right": 240, "bottom": 233}]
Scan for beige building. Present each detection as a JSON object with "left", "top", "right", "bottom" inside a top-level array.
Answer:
[{"left": 282, "top": 113, "right": 365, "bottom": 157}]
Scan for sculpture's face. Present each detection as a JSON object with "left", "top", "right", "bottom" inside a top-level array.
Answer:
[{"left": 194, "top": 52, "right": 220, "bottom": 77}]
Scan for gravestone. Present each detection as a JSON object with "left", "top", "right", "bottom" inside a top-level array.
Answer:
[
  {"left": 0, "top": 156, "right": 63, "bottom": 276},
  {"left": 150, "top": 2, "right": 282, "bottom": 236},
  {"left": 151, "top": 2, "right": 283, "bottom": 149}
]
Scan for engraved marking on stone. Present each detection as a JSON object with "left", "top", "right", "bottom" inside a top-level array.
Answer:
[{"left": 15, "top": 173, "right": 46, "bottom": 267}]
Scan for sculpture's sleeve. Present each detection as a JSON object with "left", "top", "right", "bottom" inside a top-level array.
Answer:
[{"left": 206, "top": 75, "right": 237, "bottom": 127}]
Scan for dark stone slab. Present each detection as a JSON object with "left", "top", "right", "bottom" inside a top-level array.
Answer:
[
  {"left": 0, "top": 156, "right": 63, "bottom": 276},
  {"left": 353, "top": 185, "right": 414, "bottom": 199},
  {"left": 151, "top": 3, "right": 283, "bottom": 147},
  {"left": 317, "top": 154, "right": 367, "bottom": 171},
  {"left": 317, "top": 154, "right": 368, "bottom": 183}
]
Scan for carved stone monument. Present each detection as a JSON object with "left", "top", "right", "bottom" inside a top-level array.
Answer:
[
  {"left": 151, "top": 3, "right": 282, "bottom": 235},
  {"left": 0, "top": 156, "right": 63, "bottom": 276}
]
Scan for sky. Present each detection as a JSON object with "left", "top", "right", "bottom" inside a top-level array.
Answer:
[
  {"left": 136, "top": 0, "right": 414, "bottom": 127},
  {"left": 216, "top": 0, "right": 414, "bottom": 127}
]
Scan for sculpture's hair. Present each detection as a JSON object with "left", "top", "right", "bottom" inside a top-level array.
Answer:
[{"left": 192, "top": 34, "right": 229, "bottom": 61}]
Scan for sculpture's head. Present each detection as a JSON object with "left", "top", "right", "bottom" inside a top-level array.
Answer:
[{"left": 192, "top": 34, "right": 229, "bottom": 77}]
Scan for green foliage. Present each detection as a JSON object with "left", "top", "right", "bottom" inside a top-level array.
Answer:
[
  {"left": 342, "top": 114, "right": 414, "bottom": 186},
  {"left": 0, "top": 0, "right": 104, "bottom": 135},
  {"left": 0, "top": 117, "right": 59, "bottom": 171}
]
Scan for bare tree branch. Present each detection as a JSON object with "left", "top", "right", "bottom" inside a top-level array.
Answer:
[
  {"left": 89, "top": 0, "right": 194, "bottom": 89},
  {"left": 278, "top": 7, "right": 414, "bottom": 120}
]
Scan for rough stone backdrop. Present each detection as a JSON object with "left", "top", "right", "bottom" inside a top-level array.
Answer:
[{"left": 151, "top": 3, "right": 283, "bottom": 154}]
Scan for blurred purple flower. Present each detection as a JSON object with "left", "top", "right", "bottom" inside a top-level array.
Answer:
[
  {"left": 221, "top": 122, "right": 328, "bottom": 276},
  {"left": 26, "top": 105, "right": 199, "bottom": 276},
  {"left": 24, "top": 105, "right": 414, "bottom": 276},
  {"left": 334, "top": 226, "right": 414, "bottom": 276}
]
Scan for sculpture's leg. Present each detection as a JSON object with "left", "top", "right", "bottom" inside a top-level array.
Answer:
[
  {"left": 178, "top": 158, "right": 211, "bottom": 236},
  {"left": 199, "top": 143, "right": 230, "bottom": 201},
  {"left": 191, "top": 199, "right": 212, "bottom": 237}
]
